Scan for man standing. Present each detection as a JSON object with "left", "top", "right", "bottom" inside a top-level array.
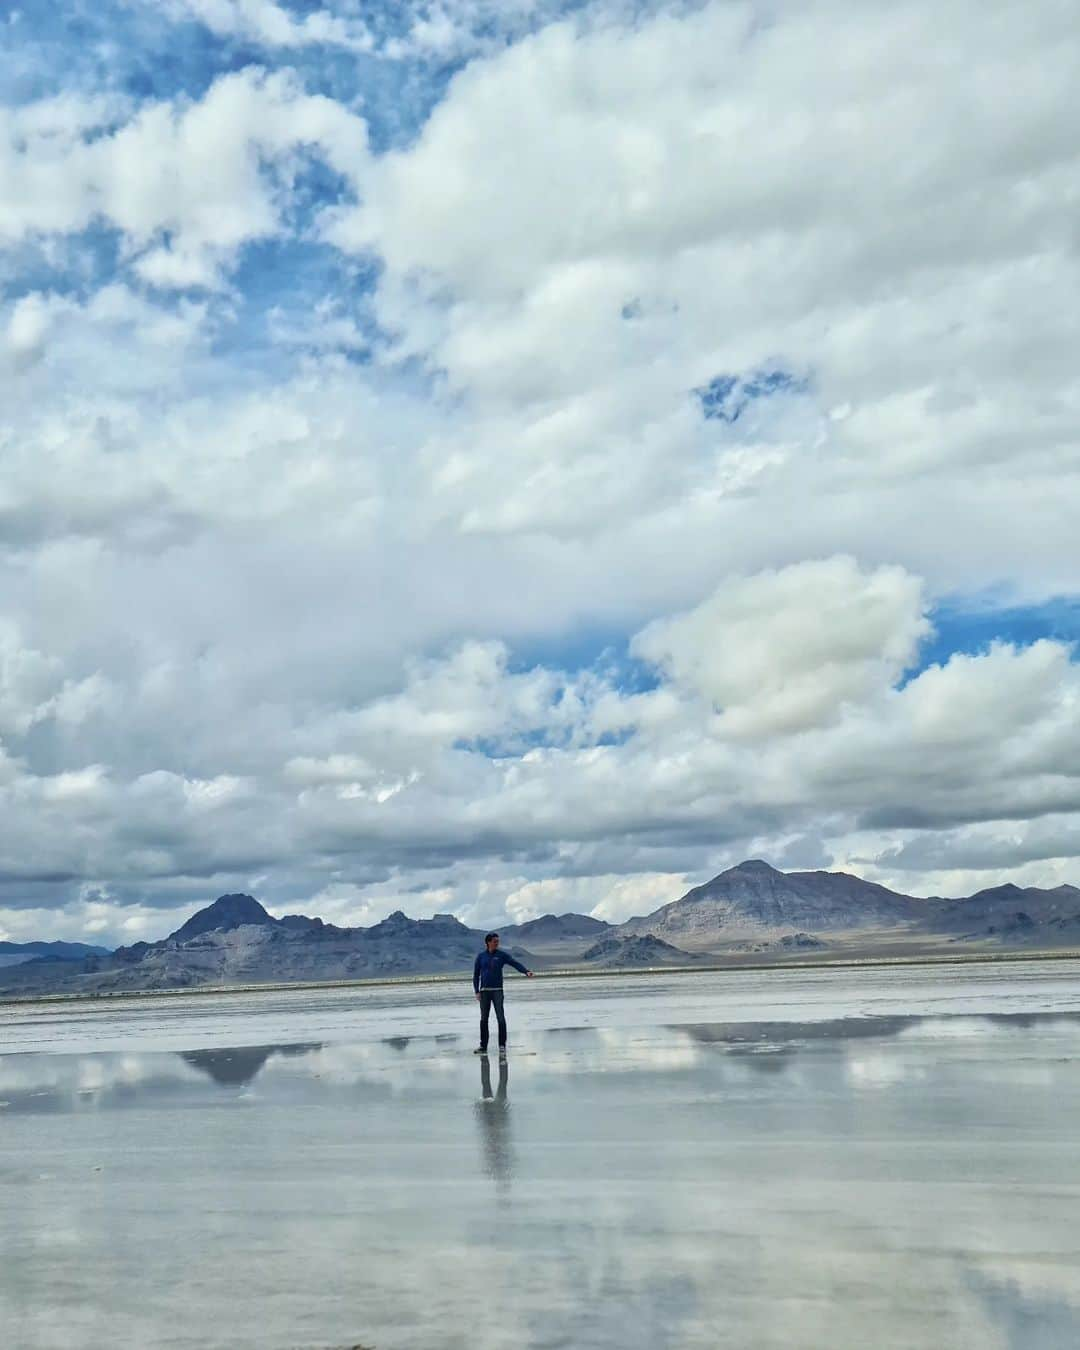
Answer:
[{"left": 473, "top": 932, "right": 533, "bottom": 1057}]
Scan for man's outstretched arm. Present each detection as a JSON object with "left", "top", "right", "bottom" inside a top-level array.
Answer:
[{"left": 503, "top": 952, "right": 533, "bottom": 977}]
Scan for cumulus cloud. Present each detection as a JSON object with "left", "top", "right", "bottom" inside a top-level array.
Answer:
[
  {"left": 2, "top": 546, "right": 1080, "bottom": 943},
  {"left": 632, "top": 558, "right": 930, "bottom": 736},
  {"left": 163, "top": 0, "right": 375, "bottom": 51},
  {"left": 163, "top": 0, "right": 584, "bottom": 62},
  {"left": 327, "top": 0, "right": 1080, "bottom": 593},
  {"left": 504, "top": 872, "right": 688, "bottom": 925},
  {"left": 1, "top": 69, "right": 368, "bottom": 287}
]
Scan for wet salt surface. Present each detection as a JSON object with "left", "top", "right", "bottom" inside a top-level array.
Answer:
[{"left": 2, "top": 961, "right": 1080, "bottom": 1349}]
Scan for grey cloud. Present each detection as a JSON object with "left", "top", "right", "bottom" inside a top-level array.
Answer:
[{"left": 878, "top": 817, "right": 1080, "bottom": 875}]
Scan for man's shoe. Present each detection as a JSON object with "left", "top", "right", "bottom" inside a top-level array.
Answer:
[{"left": 474, "top": 1047, "right": 488, "bottom": 1055}]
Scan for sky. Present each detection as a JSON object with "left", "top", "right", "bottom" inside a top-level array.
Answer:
[{"left": 1, "top": 0, "right": 1079, "bottom": 947}]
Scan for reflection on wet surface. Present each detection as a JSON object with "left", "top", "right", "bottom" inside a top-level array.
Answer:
[
  {"left": 2, "top": 966, "right": 1080, "bottom": 1348},
  {"left": 475, "top": 1055, "right": 513, "bottom": 1184},
  {"left": 180, "top": 1042, "right": 323, "bottom": 1086},
  {"left": 677, "top": 1009, "right": 1080, "bottom": 1044}
]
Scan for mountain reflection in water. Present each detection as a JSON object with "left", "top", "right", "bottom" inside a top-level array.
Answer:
[{"left": 179, "top": 1042, "right": 323, "bottom": 1086}]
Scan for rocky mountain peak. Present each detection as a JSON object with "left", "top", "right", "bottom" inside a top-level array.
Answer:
[
  {"left": 617, "top": 859, "right": 921, "bottom": 943},
  {"left": 970, "top": 882, "right": 1024, "bottom": 900},
  {"left": 365, "top": 910, "right": 427, "bottom": 939},
  {"left": 167, "top": 893, "right": 276, "bottom": 944},
  {"left": 728, "top": 859, "right": 780, "bottom": 876}
]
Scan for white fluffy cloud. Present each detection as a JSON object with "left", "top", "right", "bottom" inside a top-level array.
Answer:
[
  {"left": 328, "top": 0, "right": 1080, "bottom": 594},
  {"left": 504, "top": 872, "right": 689, "bottom": 925},
  {"left": 2, "top": 0, "right": 1079, "bottom": 942},
  {"left": 161, "top": 0, "right": 577, "bottom": 60},
  {"left": 632, "top": 558, "right": 930, "bottom": 736},
  {"left": 1, "top": 70, "right": 367, "bottom": 287},
  {"left": 163, "top": 0, "right": 375, "bottom": 51}
]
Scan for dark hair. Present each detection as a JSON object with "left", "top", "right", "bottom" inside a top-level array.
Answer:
[{"left": 484, "top": 932, "right": 499, "bottom": 944}]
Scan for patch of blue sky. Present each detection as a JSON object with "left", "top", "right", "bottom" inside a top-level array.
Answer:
[
  {"left": 455, "top": 728, "right": 564, "bottom": 759},
  {"left": 695, "top": 367, "right": 809, "bottom": 424},
  {"left": 212, "top": 236, "right": 379, "bottom": 369},
  {"left": 1, "top": 4, "right": 363, "bottom": 135},
  {"left": 0, "top": 225, "right": 124, "bottom": 306},
  {"left": 276, "top": 152, "right": 355, "bottom": 231},
  {"left": 507, "top": 630, "right": 661, "bottom": 697},
  {"left": 1, "top": 3, "right": 228, "bottom": 107},
  {"left": 913, "top": 596, "right": 1080, "bottom": 677},
  {"left": 122, "top": 29, "right": 267, "bottom": 105},
  {"left": 446, "top": 632, "right": 662, "bottom": 759},
  {"left": 455, "top": 723, "right": 635, "bottom": 760}
]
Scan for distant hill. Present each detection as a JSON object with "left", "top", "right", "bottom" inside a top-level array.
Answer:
[
  {"left": 616, "top": 860, "right": 1080, "bottom": 951},
  {"left": 580, "top": 934, "right": 699, "bottom": 968},
  {"left": 1, "top": 900, "right": 536, "bottom": 996},
  {"left": 930, "top": 882, "right": 1080, "bottom": 938},
  {"left": 0, "top": 939, "right": 111, "bottom": 970},
  {"left": 616, "top": 860, "right": 923, "bottom": 948},
  {"left": 499, "top": 913, "right": 610, "bottom": 944},
  {"left": 112, "top": 894, "right": 297, "bottom": 967}
]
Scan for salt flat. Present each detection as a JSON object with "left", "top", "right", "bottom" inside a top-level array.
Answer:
[{"left": 2, "top": 962, "right": 1080, "bottom": 1349}]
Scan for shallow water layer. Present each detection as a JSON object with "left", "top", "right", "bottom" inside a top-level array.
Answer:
[{"left": 2, "top": 962, "right": 1080, "bottom": 1349}]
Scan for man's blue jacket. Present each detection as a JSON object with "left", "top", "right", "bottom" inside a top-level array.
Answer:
[{"left": 473, "top": 948, "right": 530, "bottom": 993}]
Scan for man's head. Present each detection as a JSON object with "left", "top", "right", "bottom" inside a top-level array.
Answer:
[{"left": 484, "top": 932, "right": 499, "bottom": 950}]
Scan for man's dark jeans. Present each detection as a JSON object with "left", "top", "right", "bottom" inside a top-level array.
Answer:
[{"left": 479, "top": 990, "right": 507, "bottom": 1050}]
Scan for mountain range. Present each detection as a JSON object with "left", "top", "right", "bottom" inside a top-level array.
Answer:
[
  {"left": 0, "top": 939, "right": 111, "bottom": 970},
  {"left": 2, "top": 860, "right": 1079, "bottom": 997}
]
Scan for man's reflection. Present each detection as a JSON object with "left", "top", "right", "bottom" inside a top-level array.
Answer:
[{"left": 475, "top": 1054, "right": 514, "bottom": 1183}]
